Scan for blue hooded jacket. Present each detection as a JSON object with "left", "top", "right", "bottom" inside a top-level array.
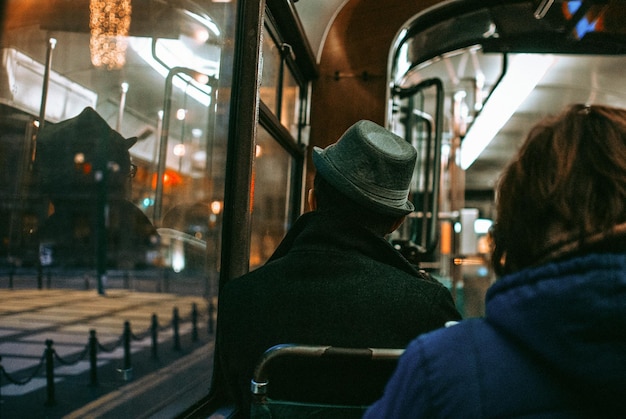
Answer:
[{"left": 364, "top": 252, "right": 626, "bottom": 418}]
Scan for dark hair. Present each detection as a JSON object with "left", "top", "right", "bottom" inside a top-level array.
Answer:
[
  {"left": 313, "top": 174, "right": 402, "bottom": 236},
  {"left": 491, "top": 104, "right": 626, "bottom": 275}
]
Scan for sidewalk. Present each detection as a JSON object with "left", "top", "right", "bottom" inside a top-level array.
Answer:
[{"left": 0, "top": 288, "right": 215, "bottom": 418}]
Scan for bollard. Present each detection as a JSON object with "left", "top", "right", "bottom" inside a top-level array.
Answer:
[
  {"left": 45, "top": 339, "right": 56, "bottom": 406},
  {"left": 172, "top": 307, "right": 181, "bottom": 350},
  {"left": 192, "top": 303, "right": 198, "bottom": 342},
  {"left": 89, "top": 330, "right": 98, "bottom": 386},
  {"left": 120, "top": 321, "right": 133, "bottom": 381},
  {"left": 151, "top": 314, "right": 159, "bottom": 359},
  {"left": 208, "top": 301, "right": 215, "bottom": 334}
]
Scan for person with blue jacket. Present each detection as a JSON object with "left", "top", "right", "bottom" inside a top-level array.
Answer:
[{"left": 364, "top": 103, "right": 626, "bottom": 418}]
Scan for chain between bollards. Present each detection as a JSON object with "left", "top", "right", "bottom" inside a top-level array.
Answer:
[{"left": 0, "top": 301, "right": 209, "bottom": 409}]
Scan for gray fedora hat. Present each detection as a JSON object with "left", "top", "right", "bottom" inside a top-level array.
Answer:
[{"left": 312, "top": 120, "right": 416, "bottom": 217}]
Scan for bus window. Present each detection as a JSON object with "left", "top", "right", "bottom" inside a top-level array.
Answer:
[
  {"left": 0, "top": 1, "right": 239, "bottom": 414},
  {"left": 249, "top": 125, "right": 294, "bottom": 269}
]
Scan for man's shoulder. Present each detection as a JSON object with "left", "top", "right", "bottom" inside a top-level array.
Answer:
[
  {"left": 221, "top": 265, "right": 281, "bottom": 300},
  {"left": 391, "top": 269, "right": 453, "bottom": 296},
  {"left": 221, "top": 271, "right": 257, "bottom": 295}
]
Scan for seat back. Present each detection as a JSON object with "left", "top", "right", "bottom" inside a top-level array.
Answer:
[{"left": 250, "top": 344, "right": 404, "bottom": 419}]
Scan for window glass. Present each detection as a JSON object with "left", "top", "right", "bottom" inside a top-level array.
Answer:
[
  {"left": 249, "top": 125, "right": 293, "bottom": 269},
  {"left": 0, "top": 0, "right": 237, "bottom": 414},
  {"left": 281, "top": 66, "right": 301, "bottom": 137},
  {"left": 0, "top": 3, "right": 231, "bottom": 282},
  {"left": 260, "top": 26, "right": 281, "bottom": 114}
]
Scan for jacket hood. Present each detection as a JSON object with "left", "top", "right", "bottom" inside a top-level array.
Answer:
[{"left": 486, "top": 252, "right": 626, "bottom": 404}]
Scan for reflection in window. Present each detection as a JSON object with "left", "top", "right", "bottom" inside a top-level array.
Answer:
[
  {"left": 260, "top": 20, "right": 304, "bottom": 138},
  {"left": 281, "top": 67, "right": 300, "bottom": 137},
  {"left": 0, "top": 1, "right": 234, "bottom": 291},
  {"left": 249, "top": 126, "right": 293, "bottom": 269},
  {"left": 260, "top": 25, "right": 281, "bottom": 114}
]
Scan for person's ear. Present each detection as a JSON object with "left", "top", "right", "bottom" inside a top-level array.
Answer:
[
  {"left": 307, "top": 188, "right": 317, "bottom": 211},
  {"left": 388, "top": 216, "right": 406, "bottom": 234}
]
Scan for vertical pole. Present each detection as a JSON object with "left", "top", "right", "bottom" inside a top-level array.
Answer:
[
  {"left": 122, "top": 321, "right": 133, "bottom": 380},
  {"left": 35, "top": 37, "right": 56, "bottom": 155},
  {"left": 208, "top": 0, "right": 263, "bottom": 405},
  {"left": 153, "top": 70, "right": 176, "bottom": 225},
  {"left": 116, "top": 82, "right": 129, "bottom": 131},
  {"left": 150, "top": 112, "right": 163, "bottom": 213},
  {"left": 172, "top": 307, "right": 181, "bottom": 350},
  {"left": 154, "top": 68, "right": 211, "bottom": 224},
  {"left": 95, "top": 117, "right": 109, "bottom": 296},
  {"left": 89, "top": 330, "right": 98, "bottom": 386},
  {"left": 44, "top": 339, "right": 56, "bottom": 406},
  {"left": 151, "top": 314, "right": 159, "bottom": 359},
  {"left": 192, "top": 303, "right": 198, "bottom": 342},
  {"left": 208, "top": 300, "right": 215, "bottom": 335},
  {"left": 219, "top": 0, "right": 265, "bottom": 285}
]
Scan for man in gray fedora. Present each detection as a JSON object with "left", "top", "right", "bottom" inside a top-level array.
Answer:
[{"left": 216, "top": 120, "right": 461, "bottom": 416}]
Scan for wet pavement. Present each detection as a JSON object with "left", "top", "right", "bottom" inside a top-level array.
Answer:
[{"left": 0, "top": 287, "right": 215, "bottom": 418}]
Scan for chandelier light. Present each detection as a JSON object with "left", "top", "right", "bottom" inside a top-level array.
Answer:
[{"left": 89, "top": 0, "right": 132, "bottom": 70}]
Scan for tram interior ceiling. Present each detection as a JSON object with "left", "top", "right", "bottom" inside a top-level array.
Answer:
[
  {"left": 386, "top": 0, "right": 626, "bottom": 317},
  {"left": 392, "top": 0, "right": 626, "bottom": 199}
]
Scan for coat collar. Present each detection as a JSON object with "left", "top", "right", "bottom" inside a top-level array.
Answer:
[{"left": 267, "top": 211, "right": 427, "bottom": 279}]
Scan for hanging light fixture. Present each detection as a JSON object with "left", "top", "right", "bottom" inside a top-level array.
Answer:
[{"left": 89, "top": 0, "right": 132, "bottom": 70}]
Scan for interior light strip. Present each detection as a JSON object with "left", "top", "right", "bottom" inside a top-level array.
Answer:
[{"left": 460, "top": 54, "right": 556, "bottom": 170}]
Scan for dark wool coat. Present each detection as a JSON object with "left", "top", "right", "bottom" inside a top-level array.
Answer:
[
  {"left": 365, "top": 237, "right": 626, "bottom": 418},
  {"left": 216, "top": 211, "right": 461, "bottom": 415}
]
